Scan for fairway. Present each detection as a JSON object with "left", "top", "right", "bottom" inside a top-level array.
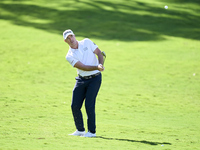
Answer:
[{"left": 0, "top": 0, "right": 200, "bottom": 149}]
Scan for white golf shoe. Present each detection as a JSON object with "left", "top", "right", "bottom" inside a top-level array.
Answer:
[
  {"left": 83, "top": 131, "right": 96, "bottom": 137},
  {"left": 69, "top": 130, "right": 86, "bottom": 136}
]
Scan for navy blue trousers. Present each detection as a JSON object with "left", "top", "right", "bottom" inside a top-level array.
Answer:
[{"left": 71, "top": 73, "right": 102, "bottom": 133}]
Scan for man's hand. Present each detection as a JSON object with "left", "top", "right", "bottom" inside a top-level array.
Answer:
[{"left": 97, "top": 64, "right": 105, "bottom": 71}]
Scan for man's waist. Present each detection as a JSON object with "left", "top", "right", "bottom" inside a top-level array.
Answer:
[{"left": 78, "top": 72, "right": 100, "bottom": 79}]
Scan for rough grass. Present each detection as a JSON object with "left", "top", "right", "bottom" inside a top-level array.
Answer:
[{"left": 0, "top": 0, "right": 200, "bottom": 149}]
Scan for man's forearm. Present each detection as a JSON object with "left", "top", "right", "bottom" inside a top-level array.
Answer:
[
  {"left": 83, "top": 65, "right": 104, "bottom": 71},
  {"left": 83, "top": 65, "right": 98, "bottom": 71},
  {"left": 94, "top": 48, "right": 104, "bottom": 65},
  {"left": 74, "top": 61, "right": 104, "bottom": 72},
  {"left": 98, "top": 54, "right": 104, "bottom": 65},
  {"left": 74, "top": 62, "right": 97, "bottom": 71}
]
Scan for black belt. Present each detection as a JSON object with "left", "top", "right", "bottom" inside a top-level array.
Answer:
[{"left": 78, "top": 72, "right": 100, "bottom": 79}]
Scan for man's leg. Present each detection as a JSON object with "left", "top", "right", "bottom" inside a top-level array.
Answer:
[
  {"left": 71, "top": 78, "right": 86, "bottom": 131},
  {"left": 85, "top": 74, "right": 102, "bottom": 133}
]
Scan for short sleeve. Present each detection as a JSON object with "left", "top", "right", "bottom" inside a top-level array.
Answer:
[
  {"left": 66, "top": 53, "right": 79, "bottom": 67},
  {"left": 86, "top": 38, "right": 98, "bottom": 52}
]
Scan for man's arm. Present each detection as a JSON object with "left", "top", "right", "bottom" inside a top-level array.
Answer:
[
  {"left": 74, "top": 47, "right": 105, "bottom": 71},
  {"left": 74, "top": 61, "right": 104, "bottom": 71},
  {"left": 94, "top": 48, "right": 104, "bottom": 65}
]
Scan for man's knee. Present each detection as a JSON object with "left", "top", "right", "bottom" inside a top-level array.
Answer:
[
  {"left": 71, "top": 102, "right": 83, "bottom": 111},
  {"left": 71, "top": 103, "right": 78, "bottom": 111},
  {"left": 85, "top": 103, "right": 95, "bottom": 113}
]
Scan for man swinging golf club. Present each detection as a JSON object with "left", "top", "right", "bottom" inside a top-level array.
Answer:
[{"left": 63, "top": 29, "right": 106, "bottom": 137}]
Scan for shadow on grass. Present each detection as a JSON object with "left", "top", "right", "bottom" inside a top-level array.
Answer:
[
  {"left": 96, "top": 136, "right": 172, "bottom": 146},
  {"left": 0, "top": 0, "right": 199, "bottom": 41},
  {"left": 166, "top": 0, "right": 200, "bottom": 4}
]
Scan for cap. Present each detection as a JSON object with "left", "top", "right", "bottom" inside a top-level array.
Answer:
[{"left": 63, "top": 29, "right": 74, "bottom": 40}]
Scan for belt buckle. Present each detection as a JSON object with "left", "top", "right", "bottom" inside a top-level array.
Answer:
[
  {"left": 84, "top": 76, "right": 90, "bottom": 79},
  {"left": 80, "top": 73, "right": 99, "bottom": 79}
]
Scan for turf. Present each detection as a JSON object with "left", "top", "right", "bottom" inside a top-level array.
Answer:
[{"left": 0, "top": 0, "right": 200, "bottom": 149}]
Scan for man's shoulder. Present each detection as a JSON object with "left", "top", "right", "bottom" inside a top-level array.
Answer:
[
  {"left": 80, "top": 38, "right": 92, "bottom": 44},
  {"left": 66, "top": 48, "right": 73, "bottom": 56}
]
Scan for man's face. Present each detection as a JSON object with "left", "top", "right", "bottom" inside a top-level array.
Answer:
[{"left": 65, "top": 34, "right": 76, "bottom": 46}]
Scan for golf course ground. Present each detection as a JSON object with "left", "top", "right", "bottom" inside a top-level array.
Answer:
[{"left": 0, "top": 0, "right": 200, "bottom": 149}]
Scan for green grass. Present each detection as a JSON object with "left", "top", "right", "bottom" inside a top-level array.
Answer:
[{"left": 0, "top": 0, "right": 200, "bottom": 149}]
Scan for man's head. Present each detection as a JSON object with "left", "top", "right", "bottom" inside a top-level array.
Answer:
[
  {"left": 63, "top": 29, "right": 74, "bottom": 40},
  {"left": 63, "top": 29, "right": 78, "bottom": 48}
]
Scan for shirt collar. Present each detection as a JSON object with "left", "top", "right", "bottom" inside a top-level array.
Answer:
[{"left": 70, "top": 41, "right": 79, "bottom": 52}]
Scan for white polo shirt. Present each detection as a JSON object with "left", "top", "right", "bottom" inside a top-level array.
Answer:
[{"left": 66, "top": 38, "right": 100, "bottom": 77}]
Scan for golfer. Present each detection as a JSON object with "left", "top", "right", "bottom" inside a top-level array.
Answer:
[{"left": 63, "top": 29, "right": 104, "bottom": 137}]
